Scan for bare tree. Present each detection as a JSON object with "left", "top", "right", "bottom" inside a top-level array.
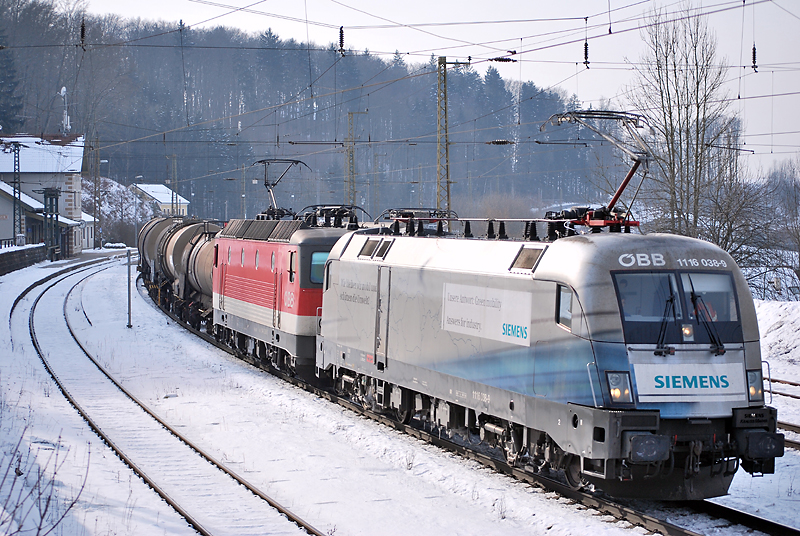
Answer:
[
  {"left": 761, "top": 156, "right": 800, "bottom": 298},
  {"left": 628, "top": 5, "right": 736, "bottom": 238}
]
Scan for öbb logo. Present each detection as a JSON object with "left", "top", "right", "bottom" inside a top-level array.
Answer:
[{"left": 618, "top": 253, "right": 666, "bottom": 267}]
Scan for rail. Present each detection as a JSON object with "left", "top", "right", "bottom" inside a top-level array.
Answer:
[{"left": 16, "top": 261, "right": 325, "bottom": 536}]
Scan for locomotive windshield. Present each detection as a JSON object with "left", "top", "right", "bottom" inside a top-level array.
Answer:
[
  {"left": 680, "top": 273, "right": 738, "bottom": 322},
  {"left": 613, "top": 271, "right": 742, "bottom": 345},
  {"left": 616, "top": 273, "right": 682, "bottom": 322}
]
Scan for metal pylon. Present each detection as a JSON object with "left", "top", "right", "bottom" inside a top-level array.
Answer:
[
  {"left": 11, "top": 143, "right": 24, "bottom": 244},
  {"left": 345, "top": 111, "right": 367, "bottom": 206},
  {"left": 436, "top": 57, "right": 451, "bottom": 221}
]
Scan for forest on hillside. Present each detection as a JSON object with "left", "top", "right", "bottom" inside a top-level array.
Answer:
[
  {"left": 0, "top": 0, "right": 616, "bottom": 222},
  {"left": 3, "top": 1, "right": 800, "bottom": 298}
]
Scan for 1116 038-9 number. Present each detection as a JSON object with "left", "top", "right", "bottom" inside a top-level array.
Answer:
[{"left": 676, "top": 258, "right": 727, "bottom": 268}]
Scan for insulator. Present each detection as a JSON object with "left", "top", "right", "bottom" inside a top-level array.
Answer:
[
  {"left": 547, "top": 221, "right": 558, "bottom": 241},
  {"left": 417, "top": 220, "right": 424, "bottom": 236},
  {"left": 498, "top": 222, "right": 508, "bottom": 240},
  {"left": 80, "top": 19, "right": 86, "bottom": 43},
  {"left": 406, "top": 218, "right": 415, "bottom": 236},
  {"left": 339, "top": 26, "right": 344, "bottom": 50},
  {"left": 752, "top": 44, "right": 758, "bottom": 72},
  {"left": 464, "top": 221, "right": 473, "bottom": 238},
  {"left": 392, "top": 220, "right": 400, "bottom": 235},
  {"left": 436, "top": 221, "right": 444, "bottom": 236},
  {"left": 487, "top": 221, "right": 496, "bottom": 239},
  {"left": 529, "top": 221, "right": 539, "bottom": 241},
  {"left": 584, "top": 41, "right": 590, "bottom": 67}
]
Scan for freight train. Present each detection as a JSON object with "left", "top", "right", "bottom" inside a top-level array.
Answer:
[{"left": 138, "top": 201, "right": 784, "bottom": 501}]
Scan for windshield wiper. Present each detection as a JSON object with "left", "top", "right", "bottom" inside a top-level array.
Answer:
[
  {"left": 687, "top": 276, "right": 726, "bottom": 356},
  {"left": 654, "top": 294, "right": 676, "bottom": 356}
]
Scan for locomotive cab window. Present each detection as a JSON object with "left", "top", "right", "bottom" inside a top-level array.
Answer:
[
  {"left": 310, "top": 252, "right": 328, "bottom": 284},
  {"left": 324, "top": 262, "right": 331, "bottom": 291},
  {"left": 556, "top": 285, "right": 573, "bottom": 331},
  {"left": 615, "top": 273, "right": 682, "bottom": 322},
  {"left": 681, "top": 273, "right": 738, "bottom": 322},
  {"left": 288, "top": 251, "right": 297, "bottom": 282}
]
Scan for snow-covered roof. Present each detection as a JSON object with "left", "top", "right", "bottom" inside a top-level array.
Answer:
[
  {"left": 0, "top": 180, "right": 79, "bottom": 226},
  {"left": 81, "top": 211, "right": 96, "bottom": 223},
  {"left": 0, "top": 135, "right": 84, "bottom": 174},
  {"left": 133, "top": 183, "right": 189, "bottom": 205},
  {"left": 0, "top": 179, "right": 43, "bottom": 210}
]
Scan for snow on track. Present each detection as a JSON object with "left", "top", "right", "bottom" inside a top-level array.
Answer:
[{"left": 31, "top": 266, "right": 307, "bottom": 536}]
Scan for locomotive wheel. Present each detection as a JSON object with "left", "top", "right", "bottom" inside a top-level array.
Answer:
[
  {"left": 395, "top": 398, "right": 413, "bottom": 424},
  {"left": 564, "top": 454, "right": 585, "bottom": 490},
  {"left": 392, "top": 387, "right": 413, "bottom": 424}
]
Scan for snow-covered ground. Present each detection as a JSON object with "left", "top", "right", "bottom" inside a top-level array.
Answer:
[{"left": 2, "top": 255, "right": 800, "bottom": 535}]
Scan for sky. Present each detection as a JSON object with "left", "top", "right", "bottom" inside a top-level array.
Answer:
[{"left": 82, "top": 0, "right": 800, "bottom": 173}]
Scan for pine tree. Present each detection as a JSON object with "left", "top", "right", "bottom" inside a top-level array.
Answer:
[{"left": 0, "top": 25, "right": 23, "bottom": 133}]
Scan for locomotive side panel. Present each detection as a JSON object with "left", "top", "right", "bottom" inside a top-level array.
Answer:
[{"left": 318, "top": 234, "right": 600, "bottom": 434}]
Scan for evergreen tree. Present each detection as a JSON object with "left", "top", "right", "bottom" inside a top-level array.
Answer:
[{"left": 0, "top": 25, "right": 23, "bottom": 132}]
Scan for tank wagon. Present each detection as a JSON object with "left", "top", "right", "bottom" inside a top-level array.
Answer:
[
  {"left": 316, "top": 221, "right": 784, "bottom": 500},
  {"left": 139, "top": 217, "right": 221, "bottom": 329}
]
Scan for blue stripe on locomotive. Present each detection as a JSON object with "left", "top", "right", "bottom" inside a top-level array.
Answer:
[{"left": 431, "top": 337, "right": 597, "bottom": 407}]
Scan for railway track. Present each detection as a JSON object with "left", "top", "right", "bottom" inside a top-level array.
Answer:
[
  {"left": 145, "top": 277, "right": 800, "bottom": 536},
  {"left": 14, "top": 259, "right": 324, "bottom": 536}
]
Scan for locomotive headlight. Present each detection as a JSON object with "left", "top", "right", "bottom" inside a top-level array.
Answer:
[
  {"left": 606, "top": 372, "right": 633, "bottom": 404},
  {"left": 747, "top": 370, "right": 764, "bottom": 402},
  {"left": 681, "top": 324, "right": 694, "bottom": 342}
]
